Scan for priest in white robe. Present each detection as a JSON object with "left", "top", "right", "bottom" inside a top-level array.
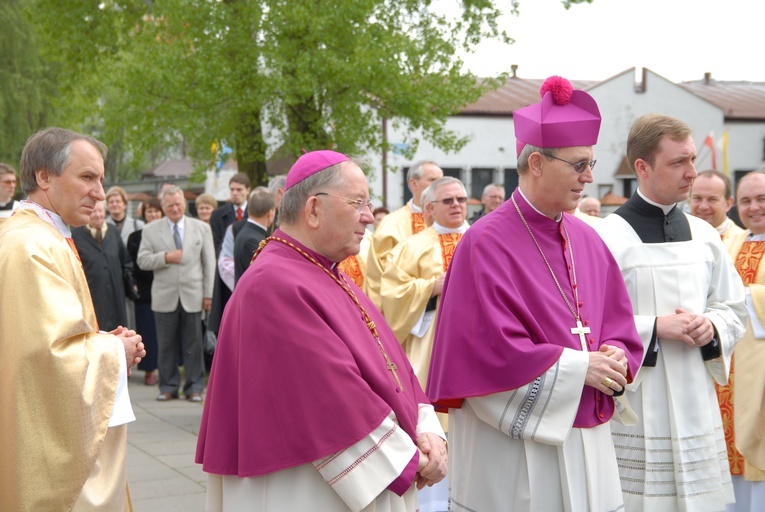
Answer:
[
  {"left": 596, "top": 114, "right": 747, "bottom": 512},
  {"left": 365, "top": 161, "right": 442, "bottom": 309}
]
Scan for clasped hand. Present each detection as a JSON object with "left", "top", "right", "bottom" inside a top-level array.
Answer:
[
  {"left": 585, "top": 344, "right": 628, "bottom": 396},
  {"left": 657, "top": 309, "right": 714, "bottom": 348},
  {"left": 415, "top": 432, "right": 448, "bottom": 490},
  {"left": 110, "top": 326, "right": 145, "bottom": 376}
]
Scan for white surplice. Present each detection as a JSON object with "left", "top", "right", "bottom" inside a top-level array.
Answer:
[
  {"left": 447, "top": 348, "right": 626, "bottom": 512},
  {"left": 206, "top": 406, "right": 444, "bottom": 512},
  {"left": 597, "top": 213, "right": 747, "bottom": 512}
]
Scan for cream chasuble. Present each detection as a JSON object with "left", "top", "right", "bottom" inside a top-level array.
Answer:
[
  {"left": 366, "top": 202, "right": 425, "bottom": 309},
  {"left": 380, "top": 225, "right": 464, "bottom": 391},
  {"left": 723, "top": 231, "right": 765, "bottom": 482},
  {"left": 719, "top": 218, "right": 746, "bottom": 242},
  {"left": 0, "top": 207, "right": 132, "bottom": 511},
  {"left": 597, "top": 212, "right": 747, "bottom": 512}
]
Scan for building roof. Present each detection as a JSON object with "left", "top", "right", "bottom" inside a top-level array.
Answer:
[
  {"left": 677, "top": 77, "right": 765, "bottom": 120},
  {"left": 458, "top": 70, "right": 765, "bottom": 121},
  {"left": 143, "top": 159, "right": 195, "bottom": 178},
  {"left": 459, "top": 77, "right": 600, "bottom": 116},
  {"left": 600, "top": 191, "right": 628, "bottom": 206}
]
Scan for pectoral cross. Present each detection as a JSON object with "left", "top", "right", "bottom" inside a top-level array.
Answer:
[
  {"left": 571, "top": 319, "right": 591, "bottom": 351},
  {"left": 387, "top": 361, "right": 403, "bottom": 392},
  {"left": 375, "top": 336, "right": 404, "bottom": 392}
]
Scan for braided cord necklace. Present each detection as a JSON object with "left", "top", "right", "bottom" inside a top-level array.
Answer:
[
  {"left": 511, "top": 196, "right": 591, "bottom": 351},
  {"left": 253, "top": 236, "right": 404, "bottom": 392}
]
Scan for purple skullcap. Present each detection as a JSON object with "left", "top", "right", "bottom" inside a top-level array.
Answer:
[
  {"left": 514, "top": 76, "right": 602, "bottom": 156},
  {"left": 285, "top": 150, "right": 350, "bottom": 191}
]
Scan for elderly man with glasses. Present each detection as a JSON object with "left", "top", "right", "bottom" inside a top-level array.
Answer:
[
  {"left": 427, "top": 77, "right": 644, "bottom": 511},
  {"left": 197, "top": 150, "right": 447, "bottom": 512},
  {"left": 380, "top": 176, "right": 469, "bottom": 510}
]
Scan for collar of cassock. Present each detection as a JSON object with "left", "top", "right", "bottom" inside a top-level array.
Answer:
[
  {"left": 17, "top": 200, "right": 71, "bottom": 238},
  {"left": 636, "top": 188, "right": 676, "bottom": 215},
  {"left": 433, "top": 221, "right": 469, "bottom": 235}
]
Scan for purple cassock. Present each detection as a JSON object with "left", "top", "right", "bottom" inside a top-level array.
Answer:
[
  {"left": 426, "top": 189, "right": 644, "bottom": 428},
  {"left": 196, "top": 230, "right": 428, "bottom": 478}
]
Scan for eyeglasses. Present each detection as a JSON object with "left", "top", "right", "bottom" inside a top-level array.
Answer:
[
  {"left": 315, "top": 192, "right": 374, "bottom": 213},
  {"left": 433, "top": 196, "right": 468, "bottom": 206},
  {"left": 546, "top": 155, "right": 597, "bottom": 174}
]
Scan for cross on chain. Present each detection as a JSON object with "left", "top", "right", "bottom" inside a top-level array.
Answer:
[{"left": 571, "top": 319, "right": 591, "bottom": 351}]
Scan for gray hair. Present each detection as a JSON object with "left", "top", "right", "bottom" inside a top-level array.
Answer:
[
  {"left": 424, "top": 176, "right": 466, "bottom": 204},
  {"left": 20, "top": 127, "right": 107, "bottom": 195},
  {"left": 160, "top": 185, "right": 184, "bottom": 203},
  {"left": 279, "top": 163, "right": 347, "bottom": 225},
  {"left": 268, "top": 174, "right": 287, "bottom": 193},
  {"left": 406, "top": 160, "right": 440, "bottom": 182},
  {"left": 483, "top": 183, "right": 505, "bottom": 196},
  {"left": 517, "top": 143, "right": 557, "bottom": 174}
]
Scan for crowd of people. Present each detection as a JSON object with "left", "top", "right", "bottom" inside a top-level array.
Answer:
[{"left": 1, "top": 74, "right": 763, "bottom": 512}]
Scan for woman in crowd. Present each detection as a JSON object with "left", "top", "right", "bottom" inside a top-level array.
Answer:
[
  {"left": 126, "top": 198, "right": 163, "bottom": 385},
  {"left": 195, "top": 193, "right": 218, "bottom": 223}
]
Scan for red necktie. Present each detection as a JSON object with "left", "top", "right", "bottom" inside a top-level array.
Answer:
[{"left": 236, "top": 207, "right": 243, "bottom": 221}]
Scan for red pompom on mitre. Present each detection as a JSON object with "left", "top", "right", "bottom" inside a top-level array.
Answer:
[{"left": 540, "top": 76, "right": 574, "bottom": 105}]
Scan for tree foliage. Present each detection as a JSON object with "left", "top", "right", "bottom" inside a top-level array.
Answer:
[
  {"left": 23, "top": 0, "right": 593, "bottom": 185},
  {"left": 0, "top": 0, "right": 58, "bottom": 169}
]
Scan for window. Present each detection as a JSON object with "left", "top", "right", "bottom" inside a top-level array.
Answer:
[
  {"left": 503, "top": 168, "right": 519, "bottom": 197},
  {"left": 402, "top": 167, "right": 463, "bottom": 204},
  {"left": 622, "top": 178, "right": 637, "bottom": 198},
  {"left": 471, "top": 168, "right": 494, "bottom": 200}
]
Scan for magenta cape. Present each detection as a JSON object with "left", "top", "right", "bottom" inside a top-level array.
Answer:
[
  {"left": 196, "top": 230, "right": 428, "bottom": 477},
  {"left": 426, "top": 190, "right": 643, "bottom": 427}
]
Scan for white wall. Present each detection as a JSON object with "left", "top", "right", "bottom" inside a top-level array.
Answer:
[{"left": 369, "top": 69, "right": 754, "bottom": 210}]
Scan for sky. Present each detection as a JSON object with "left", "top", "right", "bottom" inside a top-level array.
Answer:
[{"left": 444, "top": 0, "right": 765, "bottom": 84}]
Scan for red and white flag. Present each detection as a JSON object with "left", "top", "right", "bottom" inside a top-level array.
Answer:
[{"left": 703, "top": 132, "right": 717, "bottom": 170}]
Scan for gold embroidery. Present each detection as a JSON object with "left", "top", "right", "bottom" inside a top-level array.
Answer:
[
  {"left": 411, "top": 212, "right": 425, "bottom": 235},
  {"left": 338, "top": 254, "right": 364, "bottom": 287},
  {"left": 438, "top": 233, "right": 463, "bottom": 272},
  {"left": 734, "top": 241, "right": 765, "bottom": 285}
]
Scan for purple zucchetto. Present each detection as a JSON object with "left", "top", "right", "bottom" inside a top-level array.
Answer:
[
  {"left": 514, "top": 76, "right": 602, "bottom": 156},
  {"left": 284, "top": 150, "right": 350, "bottom": 191}
]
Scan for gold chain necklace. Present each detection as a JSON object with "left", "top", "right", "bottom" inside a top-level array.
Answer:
[
  {"left": 253, "top": 236, "right": 404, "bottom": 392},
  {"left": 511, "top": 196, "right": 591, "bottom": 351}
]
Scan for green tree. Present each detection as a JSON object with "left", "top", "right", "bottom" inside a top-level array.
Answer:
[
  {"left": 26, "top": 0, "right": 592, "bottom": 186},
  {"left": 0, "top": 0, "right": 58, "bottom": 171}
]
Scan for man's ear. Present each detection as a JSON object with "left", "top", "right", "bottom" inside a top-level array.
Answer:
[
  {"left": 528, "top": 152, "right": 545, "bottom": 177},
  {"left": 634, "top": 159, "right": 650, "bottom": 180},
  {"left": 305, "top": 196, "right": 321, "bottom": 229},
  {"left": 35, "top": 168, "right": 51, "bottom": 191}
]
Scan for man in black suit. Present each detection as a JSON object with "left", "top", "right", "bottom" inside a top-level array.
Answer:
[
  {"left": 208, "top": 173, "right": 251, "bottom": 337},
  {"left": 72, "top": 200, "right": 136, "bottom": 331},
  {"left": 210, "top": 173, "right": 251, "bottom": 252},
  {"left": 234, "top": 188, "right": 276, "bottom": 285}
]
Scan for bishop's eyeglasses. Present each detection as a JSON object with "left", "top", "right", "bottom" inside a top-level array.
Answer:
[
  {"left": 546, "top": 155, "right": 597, "bottom": 174},
  {"left": 315, "top": 192, "right": 374, "bottom": 213}
]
